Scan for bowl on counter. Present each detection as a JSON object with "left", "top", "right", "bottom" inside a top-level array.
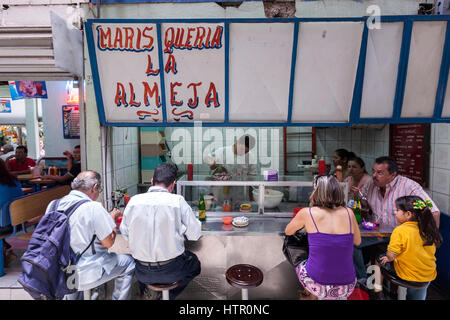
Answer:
[
  {"left": 222, "top": 216, "right": 233, "bottom": 225},
  {"left": 252, "top": 188, "right": 283, "bottom": 209}
]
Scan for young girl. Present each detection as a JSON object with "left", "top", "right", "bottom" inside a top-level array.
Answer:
[{"left": 378, "top": 195, "right": 443, "bottom": 300}]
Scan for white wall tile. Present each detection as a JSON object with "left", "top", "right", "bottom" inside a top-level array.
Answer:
[
  {"left": 325, "top": 140, "right": 338, "bottom": 155},
  {"left": 123, "top": 144, "right": 132, "bottom": 167},
  {"left": 339, "top": 128, "right": 352, "bottom": 141},
  {"left": 325, "top": 128, "right": 338, "bottom": 141},
  {"left": 432, "top": 168, "right": 450, "bottom": 195},
  {"left": 433, "top": 191, "right": 450, "bottom": 215},
  {"left": 434, "top": 144, "right": 450, "bottom": 169},
  {"left": 113, "top": 145, "right": 124, "bottom": 170},
  {"left": 351, "top": 128, "right": 362, "bottom": 141},
  {"left": 0, "top": 289, "right": 10, "bottom": 300},
  {"left": 435, "top": 123, "right": 450, "bottom": 144},
  {"left": 374, "top": 141, "right": 384, "bottom": 157},
  {"left": 366, "top": 140, "right": 375, "bottom": 156},
  {"left": 351, "top": 140, "right": 361, "bottom": 156}
]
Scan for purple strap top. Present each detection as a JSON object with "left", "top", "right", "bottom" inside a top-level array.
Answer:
[{"left": 305, "top": 207, "right": 356, "bottom": 286}]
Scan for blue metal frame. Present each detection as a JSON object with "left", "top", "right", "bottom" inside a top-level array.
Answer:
[{"left": 85, "top": 15, "right": 450, "bottom": 127}]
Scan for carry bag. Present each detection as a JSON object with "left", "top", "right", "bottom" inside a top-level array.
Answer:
[
  {"left": 282, "top": 230, "right": 309, "bottom": 266},
  {"left": 18, "top": 199, "right": 95, "bottom": 300}
]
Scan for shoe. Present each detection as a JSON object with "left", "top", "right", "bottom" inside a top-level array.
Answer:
[
  {"left": 372, "top": 291, "right": 385, "bottom": 300},
  {"left": 143, "top": 287, "right": 162, "bottom": 300},
  {"left": 4, "top": 251, "right": 17, "bottom": 267}
]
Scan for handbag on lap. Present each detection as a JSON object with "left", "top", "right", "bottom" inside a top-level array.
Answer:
[{"left": 282, "top": 230, "right": 309, "bottom": 266}]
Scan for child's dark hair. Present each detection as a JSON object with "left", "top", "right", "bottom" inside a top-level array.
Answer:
[{"left": 395, "top": 196, "right": 442, "bottom": 248}]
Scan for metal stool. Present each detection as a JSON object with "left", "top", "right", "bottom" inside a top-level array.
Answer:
[
  {"left": 147, "top": 280, "right": 183, "bottom": 300},
  {"left": 380, "top": 269, "right": 429, "bottom": 300},
  {"left": 226, "top": 264, "right": 263, "bottom": 300}
]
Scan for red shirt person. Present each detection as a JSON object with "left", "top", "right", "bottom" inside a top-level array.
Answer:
[{"left": 7, "top": 145, "right": 36, "bottom": 175}]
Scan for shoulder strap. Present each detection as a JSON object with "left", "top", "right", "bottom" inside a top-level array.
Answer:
[
  {"left": 344, "top": 207, "right": 352, "bottom": 233},
  {"left": 63, "top": 199, "right": 96, "bottom": 256},
  {"left": 309, "top": 207, "right": 319, "bottom": 232},
  {"left": 50, "top": 199, "right": 61, "bottom": 212},
  {"left": 64, "top": 199, "right": 90, "bottom": 219}
]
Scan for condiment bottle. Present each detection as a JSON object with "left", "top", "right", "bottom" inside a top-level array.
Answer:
[
  {"left": 222, "top": 200, "right": 231, "bottom": 212},
  {"left": 198, "top": 193, "right": 206, "bottom": 221},
  {"left": 318, "top": 157, "right": 326, "bottom": 175}
]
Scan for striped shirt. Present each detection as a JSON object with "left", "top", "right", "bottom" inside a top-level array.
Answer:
[{"left": 360, "top": 175, "right": 439, "bottom": 228}]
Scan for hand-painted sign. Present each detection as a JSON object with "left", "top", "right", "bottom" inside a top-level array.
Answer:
[{"left": 88, "top": 22, "right": 224, "bottom": 124}]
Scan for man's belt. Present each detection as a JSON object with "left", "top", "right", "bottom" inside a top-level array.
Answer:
[{"left": 137, "top": 253, "right": 185, "bottom": 267}]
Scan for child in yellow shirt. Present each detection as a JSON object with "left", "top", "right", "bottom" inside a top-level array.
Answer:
[{"left": 377, "top": 195, "right": 443, "bottom": 300}]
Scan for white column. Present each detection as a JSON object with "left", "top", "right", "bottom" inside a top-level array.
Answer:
[{"left": 24, "top": 99, "right": 40, "bottom": 160}]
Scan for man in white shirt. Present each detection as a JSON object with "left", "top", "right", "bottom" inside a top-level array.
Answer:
[
  {"left": 47, "top": 170, "right": 135, "bottom": 300},
  {"left": 120, "top": 164, "right": 202, "bottom": 300},
  {"left": 205, "top": 134, "right": 257, "bottom": 205}
]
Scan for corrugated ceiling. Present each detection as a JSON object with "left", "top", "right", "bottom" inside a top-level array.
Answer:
[{"left": 0, "top": 27, "right": 77, "bottom": 81}]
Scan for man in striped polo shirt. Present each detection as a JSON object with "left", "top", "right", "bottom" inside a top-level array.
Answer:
[{"left": 354, "top": 156, "right": 440, "bottom": 285}]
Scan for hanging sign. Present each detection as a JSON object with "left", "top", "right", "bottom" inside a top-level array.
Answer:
[
  {"left": 8, "top": 81, "right": 48, "bottom": 100},
  {"left": 88, "top": 22, "right": 225, "bottom": 124},
  {"left": 0, "top": 99, "right": 11, "bottom": 113}
]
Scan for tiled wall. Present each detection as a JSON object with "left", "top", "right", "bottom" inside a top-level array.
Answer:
[
  {"left": 107, "top": 127, "right": 140, "bottom": 202},
  {"left": 315, "top": 125, "right": 390, "bottom": 174},
  {"left": 430, "top": 123, "right": 450, "bottom": 216},
  {"left": 285, "top": 127, "right": 313, "bottom": 173}
]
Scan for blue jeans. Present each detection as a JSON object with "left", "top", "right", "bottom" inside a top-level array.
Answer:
[
  {"left": 353, "top": 237, "right": 390, "bottom": 280},
  {"left": 406, "top": 282, "right": 430, "bottom": 300},
  {"left": 135, "top": 250, "right": 201, "bottom": 300}
]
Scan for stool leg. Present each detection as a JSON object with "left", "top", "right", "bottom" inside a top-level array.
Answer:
[
  {"left": 84, "top": 289, "right": 91, "bottom": 300},
  {"left": 162, "top": 290, "right": 170, "bottom": 300},
  {"left": 0, "top": 240, "right": 4, "bottom": 277},
  {"left": 397, "top": 286, "right": 407, "bottom": 300},
  {"left": 241, "top": 288, "right": 249, "bottom": 300}
]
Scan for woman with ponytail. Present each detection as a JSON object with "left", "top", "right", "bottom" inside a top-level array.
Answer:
[{"left": 377, "top": 195, "right": 442, "bottom": 300}]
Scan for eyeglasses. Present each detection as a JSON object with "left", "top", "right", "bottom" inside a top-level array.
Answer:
[{"left": 95, "top": 184, "right": 103, "bottom": 193}]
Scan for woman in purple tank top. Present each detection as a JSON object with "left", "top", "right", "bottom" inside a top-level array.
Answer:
[{"left": 286, "top": 174, "right": 362, "bottom": 300}]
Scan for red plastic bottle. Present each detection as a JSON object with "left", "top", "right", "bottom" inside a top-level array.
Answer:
[
  {"left": 124, "top": 194, "right": 130, "bottom": 207},
  {"left": 318, "top": 158, "right": 326, "bottom": 175}
]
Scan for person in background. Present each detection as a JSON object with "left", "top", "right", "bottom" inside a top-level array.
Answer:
[
  {"left": 0, "top": 144, "right": 15, "bottom": 162},
  {"left": 120, "top": 164, "right": 202, "bottom": 300},
  {"left": 40, "top": 145, "right": 81, "bottom": 185},
  {"left": 376, "top": 196, "right": 442, "bottom": 300},
  {"left": 0, "top": 159, "right": 24, "bottom": 266},
  {"left": 345, "top": 156, "right": 371, "bottom": 200},
  {"left": 6, "top": 145, "right": 36, "bottom": 176},
  {"left": 285, "top": 174, "right": 361, "bottom": 300},
  {"left": 353, "top": 156, "right": 440, "bottom": 286},
  {"left": 55, "top": 170, "right": 135, "bottom": 300},
  {"left": 332, "top": 149, "right": 355, "bottom": 180},
  {"left": 205, "top": 135, "right": 258, "bottom": 204}
]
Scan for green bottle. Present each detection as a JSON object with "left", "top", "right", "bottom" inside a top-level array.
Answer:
[{"left": 198, "top": 193, "right": 206, "bottom": 221}]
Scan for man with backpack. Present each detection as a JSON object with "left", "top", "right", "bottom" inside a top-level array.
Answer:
[{"left": 20, "top": 170, "right": 135, "bottom": 300}]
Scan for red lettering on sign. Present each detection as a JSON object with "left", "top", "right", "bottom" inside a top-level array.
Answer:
[
  {"left": 143, "top": 82, "right": 161, "bottom": 107},
  {"left": 205, "top": 82, "right": 219, "bottom": 108},
  {"left": 187, "top": 82, "right": 202, "bottom": 108},
  {"left": 170, "top": 82, "right": 183, "bottom": 106}
]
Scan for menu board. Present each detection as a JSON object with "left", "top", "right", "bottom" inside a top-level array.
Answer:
[
  {"left": 389, "top": 124, "right": 430, "bottom": 186},
  {"left": 62, "top": 105, "right": 80, "bottom": 139}
]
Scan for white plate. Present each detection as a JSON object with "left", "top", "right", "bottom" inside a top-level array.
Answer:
[{"left": 232, "top": 220, "right": 249, "bottom": 227}]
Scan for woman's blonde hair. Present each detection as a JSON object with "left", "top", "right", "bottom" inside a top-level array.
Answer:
[{"left": 310, "top": 175, "right": 346, "bottom": 209}]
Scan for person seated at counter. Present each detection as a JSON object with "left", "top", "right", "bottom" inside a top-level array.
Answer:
[
  {"left": 120, "top": 163, "right": 202, "bottom": 300},
  {"left": 6, "top": 145, "right": 36, "bottom": 176},
  {"left": 332, "top": 149, "right": 355, "bottom": 180},
  {"left": 40, "top": 145, "right": 81, "bottom": 185},
  {"left": 285, "top": 174, "right": 361, "bottom": 300},
  {"left": 345, "top": 156, "right": 371, "bottom": 200},
  {"left": 353, "top": 156, "right": 440, "bottom": 285},
  {"left": 0, "top": 159, "right": 24, "bottom": 266}
]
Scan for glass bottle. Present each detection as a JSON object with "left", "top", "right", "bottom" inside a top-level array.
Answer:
[{"left": 198, "top": 193, "right": 206, "bottom": 221}]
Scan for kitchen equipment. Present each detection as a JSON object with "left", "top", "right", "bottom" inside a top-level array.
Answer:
[
  {"left": 204, "top": 195, "right": 214, "bottom": 210},
  {"left": 252, "top": 188, "right": 283, "bottom": 209}
]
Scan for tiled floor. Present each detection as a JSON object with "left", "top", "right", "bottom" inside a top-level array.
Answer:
[{"left": 1, "top": 249, "right": 447, "bottom": 300}]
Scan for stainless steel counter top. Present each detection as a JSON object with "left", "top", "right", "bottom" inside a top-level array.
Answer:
[{"left": 200, "top": 215, "right": 291, "bottom": 235}]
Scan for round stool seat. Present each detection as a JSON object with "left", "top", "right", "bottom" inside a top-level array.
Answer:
[
  {"left": 147, "top": 280, "right": 183, "bottom": 292},
  {"left": 226, "top": 264, "right": 263, "bottom": 289},
  {"left": 380, "top": 268, "right": 428, "bottom": 289}
]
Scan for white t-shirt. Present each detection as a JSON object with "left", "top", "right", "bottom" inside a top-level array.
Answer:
[{"left": 46, "top": 190, "right": 117, "bottom": 287}]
